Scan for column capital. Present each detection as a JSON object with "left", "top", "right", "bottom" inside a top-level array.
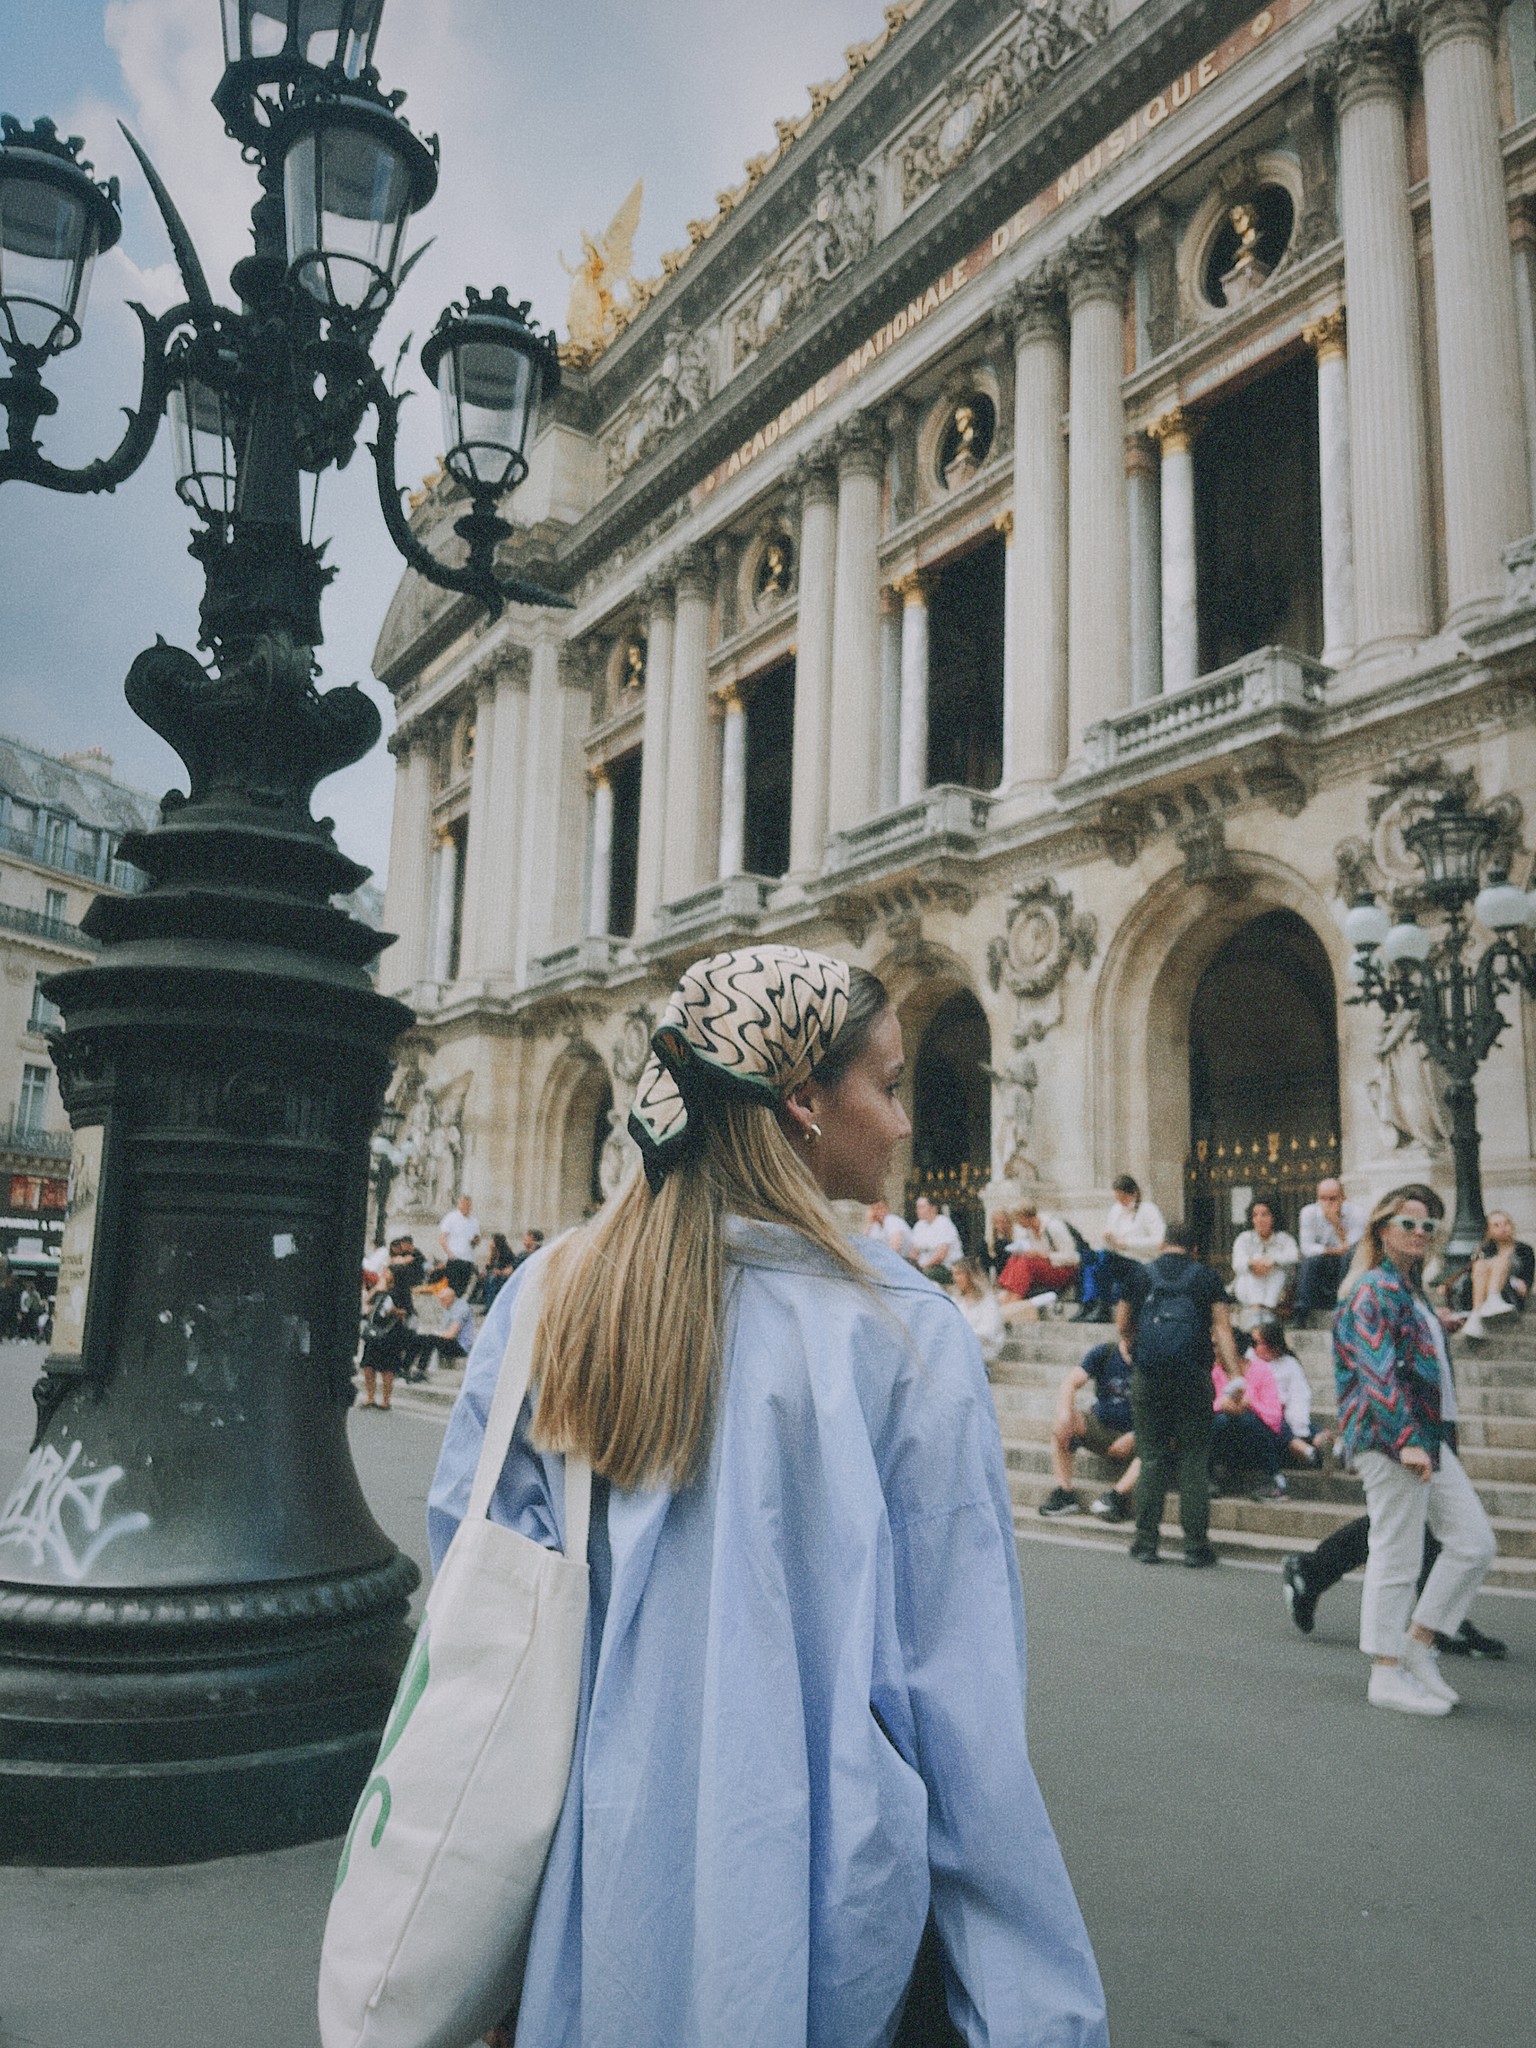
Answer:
[
  {"left": 835, "top": 410, "right": 888, "bottom": 479},
  {"left": 993, "top": 509, "right": 1015, "bottom": 542},
  {"left": 1411, "top": 0, "right": 1499, "bottom": 59},
  {"left": 892, "top": 568, "right": 930, "bottom": 604},
  {"left": 1147, "top": 407, "right": 1196, "bottom": 455},
  {"left": 1302, "top": 307, "right": 1348, "bottom": 359},
  {"left": 790, "top": 440, "right": 839, "bottom": 506},
  {"left": 639, "top": 567, "right": 676, "bottom": 616},
  {"left": 1313, "top": 4, "right": 1415, "bottom": 117},
  {"left": 718, "top": 679, "right": 747, "bottom": 711},
  {"left": 386, "top": 725, "right": 415, "bottom": 760},
  {"left": 1001, "top": 264, "right": 1066, "bottom": 348},
  {"left": 1061, "top": 219, "right": 1130, "bottom": 313},
  {"left": 672, "top": 542, "right": 715, "bottom": 602},
  {"left": 587, "top": 758, "right": 612, "bottom": 789}
]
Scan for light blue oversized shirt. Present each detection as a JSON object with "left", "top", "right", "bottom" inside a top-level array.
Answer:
[{"left": 427, "top": 1218, "right": 1108, "bottom": 2048}]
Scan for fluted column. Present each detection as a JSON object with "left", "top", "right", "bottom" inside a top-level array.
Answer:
[
  {"left": 382, "top": 727, "right": 433, "bottom": 993},
  {"left": 1417, "top": 0, "right": 1532, "bottom": 615},
  {"left": 1126, "top": 436, "right": 1162, "bottom": 702},
  {"left": 1303, "top": 311, "right": 1358, "bottom": 664},
  {"left": 428, "top": 825, "right": 458, "bottom": 985},
  {"left": 789, "top": 449, "right": 838, "bottom": 876},
  {"left": 717, "top": 685, "right": 747, "bottom": 878},
  {"left": 662, "top": 546, "right": 715, "bottom": 903},
  {"left": 895, "top": 572, "right": 930, "bottom": 803},
  {"left": 878, "top": 587, "right": 902, "bottom": 810},
  {"left": 1148, "top": 409, "right": 1198, "bottom": 694},
  {"left": 1064, "top": 223, "right": 1132, "bottom": 750},
  {"left": 587, "top": 766, "right": 614, "bottom": 938},
  {"left": 455, "top": 670, "right": 497, "bottom": 978},
  {"left": 1005, "top": 268, "right": 1069, "bottom": 783},
  {"left": 827, "top": 414, "right": 886, "bottom": 834},
  {"left": 1510, "top": 202, "right": 1536, "bottom": 518},
  {"left": 633, "top": 575, "right": 674, "bottom": 934},
  {"left": 1327, "top": 17, "right": 1433, "bottom": 649},
  {"left": 515, "top": 635, "right": 589, "bottom": 975}
]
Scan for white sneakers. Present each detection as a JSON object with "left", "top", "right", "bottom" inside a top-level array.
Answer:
[
  {"left": 1463, "top": 1296, "right": 1514, "bottom": 1341},
  {"left": 1401, "top": 1635, "right": 1461, "bottom": 1707},
  {"left": 1368, "top": 1657, "right": 1454, "bottom": 1716}
]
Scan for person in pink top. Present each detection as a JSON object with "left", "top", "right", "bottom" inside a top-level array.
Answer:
[{"left": 1209, "top": 1349, "right": 1289, "bottom": 1499}]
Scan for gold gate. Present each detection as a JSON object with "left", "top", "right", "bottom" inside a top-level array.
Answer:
[{"left": 1185, "top": 1129, "right": 1340, "bottom": 1267}]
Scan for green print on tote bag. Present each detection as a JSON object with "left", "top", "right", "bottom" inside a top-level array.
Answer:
[
  {"left": 317, "top": 1253, "right": 593, "bottom": 2048},
  {"left": 333, "top": 1629, "right": 432, "bottom": 1893}
]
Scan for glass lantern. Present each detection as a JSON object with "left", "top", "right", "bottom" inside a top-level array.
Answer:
[
  {"left": 1474, "top": 870, "right": 1530, "bottom": 932},
  {"left": 280, "top": 97, "right": 436, "bottom": 318},
  {"left": 1402, "top": 794, "right": 1498, "bottom": 905},
  {"left": 420, "top": 288, "right": 560, "bottom": 496},
  {"left": 0, "top": 122, "right": 121, "bottom": 358},
  {"left": 169, "top": 372, "right": 239, "bottom": 518},
  {"left": 221, "top": 0, "right": 385, "bottom": 78},
  {"left": 1381, "top": 918, "right": 1432, "bottom": 967},
  {"left": 1343, "top": 894, "right": 1391, "bottom": 951}
]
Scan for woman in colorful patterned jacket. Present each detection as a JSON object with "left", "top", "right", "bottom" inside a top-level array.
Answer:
[{"left": 1334, "top": 1182, "right": 1496, "bottom": 1717}]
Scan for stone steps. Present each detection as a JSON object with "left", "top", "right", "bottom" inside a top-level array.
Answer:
[{"left": 997, "top": 1315, "right": 1536, "bottom": 1592}]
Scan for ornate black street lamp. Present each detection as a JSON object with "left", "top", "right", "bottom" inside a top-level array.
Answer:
[
  {"left": 0, "top": 0, "right": 565, "bottom": 1864},
  {"left": 1346, "top": 793, "right": 1536, "bottom": 1261}
]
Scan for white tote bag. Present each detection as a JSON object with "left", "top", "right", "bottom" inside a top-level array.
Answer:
[{"left": 319, "top": 1254, "right": 591, "bottom": 2048}]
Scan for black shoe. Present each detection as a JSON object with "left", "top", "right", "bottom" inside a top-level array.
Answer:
[
  {"left": 1070, "top": 1304, "right": 1099, "bottom": 1322},
  {"left": 1089, "top": 1489, "right": 1132, "bottom": 1523},
  {"left": 1184, "top": 1543, "right": 1220, "bottom": 1568},
  {"left": 1437, "top": 1617, "right": 1508, "bottom": 1659},
  {"left": 1037, "top": 1487, "right": 1080, "bottom": 1519},
  {"left": 1128, "top": 1538, "right": 1160, "bottom": 1563},
  {"left": 1281, "top": 1554, "right": 1317, "bottom": 1634}
]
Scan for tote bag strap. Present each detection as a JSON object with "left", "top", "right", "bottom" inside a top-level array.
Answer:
[{"left": 465, "top": 1246, "right": 592, "bottom": 1562}]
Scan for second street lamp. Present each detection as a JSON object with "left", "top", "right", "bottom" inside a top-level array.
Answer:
[{"left": 0, "top": 0, "right": 568, "bottom": 1864}]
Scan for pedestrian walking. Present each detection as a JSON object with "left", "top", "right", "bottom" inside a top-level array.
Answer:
[
  {"left": 427, "top": 943, "right": 1107, "bottom": 2048},
  {"left": 1333, "top": 1183, "right": 1497, "bottom": 1716},
  {"left": 1118, "top": 1218, "right": 1242, "bottom": 1566}
]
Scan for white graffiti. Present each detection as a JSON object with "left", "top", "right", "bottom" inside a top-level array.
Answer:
[{"left": 0, "top": 1439, "right": 151, "bottom": 1582}]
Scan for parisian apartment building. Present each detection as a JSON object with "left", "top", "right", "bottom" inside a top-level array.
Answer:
[{"left": 370, "top": 0, "right": 1536, "bottom": 1256}]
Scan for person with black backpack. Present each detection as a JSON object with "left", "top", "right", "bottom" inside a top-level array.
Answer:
[{"left": 1117, "top": 1218, "right": 1242, "bottom": 1566}]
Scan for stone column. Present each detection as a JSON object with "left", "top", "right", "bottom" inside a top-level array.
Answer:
[
  {"left": 587, "top": 766, "right": 613, "bottom": 938},
  {"left": 1004, "top": 268, "right": 1069, "bottom": 783},
  {"left": 1148, "top": 409, "right": 1198, "bottom": 694},
  {"left": 515, "top": 635, "right": 588, "bottom": 977},
  {"left": 1417, "top": 0, "right": 1532, "bottom": 616},
  {"left": 1125, "top": 436, "right": 1162, "bottom": 702},
  {"left": 428, "top": 824, "right": 457, "bottom": 985},
  {"left": 789, "top": 449, "right": 838, "bottom": 876},
  {"left": 1303, "top": 311, "right": 1358, "bottom": 664},
  {"left": 633, "top": 574, "right": 674, "bottom": 934},
  {"left": 717, "top": 684, "right": 747, "bottom": 878},
  {"left": 994, "top": 510, "right": 1018, "bottom": 768},
  {"left": 878, "top": 587, "right": 902, "bottom": 811},
  {"left": 663, "top": 546, "right": 715, "bottom": 903},
  {"left": 1510, "top": 202, "right": 1536, "bottom": 518},
  {"left": 1064, "top": 222, "right": 1132, "bottom": 750},
  {"left": 827, "top": 414, "right": 886, "bottom": 834},
  {"left": 455, "top": 670, "right": 498, "bottom": 978},
  {"left": 381, "top": 727, "right": 432, "bottom": 993},
  {"left": 1326, "top": 17, "right": 1433, "bottom": 649},
  {"left": 895, "top": 572, "right": 930, "bottom": 803}
]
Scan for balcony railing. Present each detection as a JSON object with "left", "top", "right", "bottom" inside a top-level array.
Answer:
[
  {"left": 0, "top": 1120, "right": 72, "bottom": 1161},
  {"left": 823, "top": 784, "right": 993, "bottom": 876},
  {"left": 1069, "top": 645, "right": 1330, "bottom": 780},
  {"left": 652, "top": 874, "right": 777, "bottom": 940},
  {"left": 0, "top": 822, "right": 144, "bottom": 891},
  {"left": 0, "top": 900, "right": 97, "bottom": 950}
]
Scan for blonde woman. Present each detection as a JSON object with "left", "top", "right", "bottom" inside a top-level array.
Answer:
[
  {"left": 1334, "top": 1183, "right": 1497, "bottom": 1716},
  {"left": 950, "top": 1256, "right": 1005, "bottom": 1367},
  {"left": 428, "top": 945, "right": 1106, "bottom": 2048}
]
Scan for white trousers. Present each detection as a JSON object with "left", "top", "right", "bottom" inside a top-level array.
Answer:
[{"left": 1356, "top": 1444, "right": 1496, "bottom": 1658}]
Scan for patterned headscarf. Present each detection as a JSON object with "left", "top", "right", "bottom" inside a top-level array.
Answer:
[{"left": 629, "top": 945, "right": 852, "bottom": 1190}]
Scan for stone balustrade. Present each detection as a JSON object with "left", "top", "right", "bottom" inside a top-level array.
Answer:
[{"left": 1068, "top": 646, "right": 1330, "bottom": 780}]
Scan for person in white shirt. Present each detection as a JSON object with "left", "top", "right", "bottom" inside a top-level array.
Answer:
[
  {"left": 951, "top": 1258, "right": 1005, "bottom": 1366},
  {"left": 1230, "top": 1197, "right": 1301, "bottom": 1326},
  {"left": 1247, "top": 1319, "right": 1332, "bottom": 1468},
  {"left": 864, "top": 1198, "right": 916, "bottom": 1261},
  {"left": 1294, "top": 1178, "right": 1367, "bottom": 1326},
  {"left": 1073, "top": 1174, "right": 1166, "bottom": 1323},
  {"left": 437, "top": 1194, "right": 481, "bottom": 1293},
  {"left": 910, "top": 1194, "right": 963, "bottom": 1284}
]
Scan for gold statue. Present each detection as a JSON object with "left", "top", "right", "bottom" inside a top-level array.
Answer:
[
  {"left": 953, "top": 402, "right": 976, "bottom": 452},
  {"left": 562, "top": 180, "right": 644, "bottom": 355},
  {"left": 624, "top": 640, "right": 646, "bottom": 690}
]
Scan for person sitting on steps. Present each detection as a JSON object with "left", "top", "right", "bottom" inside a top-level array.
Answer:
[{"left": 1038, "top": 1330, "right": 1140, "bottom": 1523}]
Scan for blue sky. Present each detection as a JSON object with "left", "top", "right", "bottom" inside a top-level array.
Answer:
[{"left": 0, "top": 0, "right": 881, "bottom": 880}]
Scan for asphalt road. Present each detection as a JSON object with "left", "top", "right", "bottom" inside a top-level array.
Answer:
[{"left": 1, "top": 1345, "right": 1532, "bottom": 2048}]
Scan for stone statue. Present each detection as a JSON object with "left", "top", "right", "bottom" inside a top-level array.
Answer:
[
  {"left": 563, "top": 180, "right": 644, "bottom": 355},
  {"left": 811, "top": 156, "right": 878, "bottom": 282},
  {"left": 400, "top": 1073, "right": 471, "bottom": 1213},
  {"left": 1368, "top": 1010, "right": 1451, "bottom": 1154},
  {"left": 598, "top": 1105, "right": 637, "bottom": 1200},
  {"left": 982, "top": 1036, "right": 1039, "bottom": 1183}
]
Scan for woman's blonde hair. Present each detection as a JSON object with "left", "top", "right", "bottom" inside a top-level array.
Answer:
[
  {"left": 1341, "top": 1181, "right": 1445, "bottom": 1295},
  {"left": 531, "top": 969, "right": 889, "bottom": 1492}
]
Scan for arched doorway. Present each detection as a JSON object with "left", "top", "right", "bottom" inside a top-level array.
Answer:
[
  {"left": 907, "top": 987, "right": 991, "bottom": 1254},
  {"left": 1186, "top": 908, "right": 1340, "bottom": 1258}
]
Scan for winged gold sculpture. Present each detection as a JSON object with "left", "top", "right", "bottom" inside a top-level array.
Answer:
[{"left": 562, "top": 180, "right": 644, "bottom": 354}]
